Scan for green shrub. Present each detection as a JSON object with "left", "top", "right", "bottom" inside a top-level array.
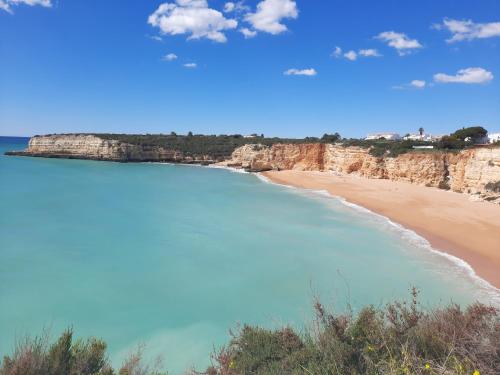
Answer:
[
  {"left": 206, "top": 290, "right": 499, "bottom": 375},
  {"left": 436, "top": 136, "right": 468, "bottom": 150},
  {"left": 451, "top": 127, "right": 488, "bottom": 142},
  {"left": 1, "top": 293, "right": 498, "bottom": 375},
  {"left": 340, "top": 139, "right": 439, "bottom": 158},
  {"left": 0, "top": 329, "right": 152, "bottom": 375},
  {"left": 92, "top": 134, "right": 331, "bottom": 160}
]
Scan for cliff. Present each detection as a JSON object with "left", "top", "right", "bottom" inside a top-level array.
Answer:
[
  {"left": 5, "top": 135, "right": 500, "bottom": 203},
  {"left": 6, "top": 134, "right": 214, "bottom": 164},
  {"left": 220, "top": 143, "right": 500, "bottom": 203}
]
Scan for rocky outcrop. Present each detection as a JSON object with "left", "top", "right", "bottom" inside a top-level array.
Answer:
[
  {"left": 6, "top": 134, "right": 214, "bottom": 164},
  {"left": 221, "top": 143, "right": 500, "bottom": 203},
  {"left": 223, "top": 143, "right": 327, "bottom": 172}
]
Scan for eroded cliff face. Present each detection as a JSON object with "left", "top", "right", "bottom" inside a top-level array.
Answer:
[
  {"left": 224, "top": 144, "right": 327, "bottom": 171},
  {"left": 221, "top": 143, "right": 500, "bottom": 203},
  {"left": 10, "top": 134, "right": 212, "bottom": 163},
  {"left": 7, "top": 135, "right": 500, "bottom": 202}
]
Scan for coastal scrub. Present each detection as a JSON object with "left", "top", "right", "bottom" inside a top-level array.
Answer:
[{"left": 2, "top": 291, "right": 498, "bottom": 375}]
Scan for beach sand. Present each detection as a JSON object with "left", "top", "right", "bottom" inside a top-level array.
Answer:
[{"left": 262, "top": 170, "right": 500, "bottom": 290}]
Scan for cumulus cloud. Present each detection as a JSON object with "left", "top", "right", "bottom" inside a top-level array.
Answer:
[
  {"left": 344, "top": 50, "right": 357, "bottom": 61},
  {"left": 245, "top": 0, "right": 298, "bottom": 35},
  {"left": 434, "top": 18, "right": 500, "bottom": 43},
  {"left": 392, "top": 79, "right": 427, "bottom": 90},
  {"left": 163, "top": 53, "right": 178, "bottom": 61},
  {"left": 434, "top": 67, "right": 493, "bottom": 84},
  {"left": 332, "top": 46, "right": 381, "bottom": 61},
  {"left": 359, "top": 48, "right": 381, "bottom": 57},
  {"left": 148, "top": 0, "right": 238, "bottom": 43},
  {"left": 331, "top": 46, "right": 342, "bottom": 58},
  {"left": 0, "top": 1, "right": 9, "bottom": 12},
  {"left": 240, "top": 27, "right": 257, "bottom": 38},
  {"left": 224, "top": 1, "right": 235, "bottom": 12},
  {"left": 284, "top": 68, "right": 317, "bottom": 76},
  {"left": 376, "top": 31, "right": 422, "bottom": 55},
  {"left": 1, "top": 0, "right": 51, "bottom": 13},
  {"left": 184, "top": 62, "right": 198, "bottom": 68},
  {"left": 223, "top": 1, "right": 249, "bottom": 13},
  {"left": 410, "top": 80, "right": 426, "bottom": 88}
]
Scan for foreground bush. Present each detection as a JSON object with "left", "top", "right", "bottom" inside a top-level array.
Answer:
[
  {"left": 0, "top": 330, "right": 167, "bottom": 375},
  {"left": 206, "top": 290, "right": 499, "bottom": 375},
  {"left": 2, "top": 291, "right": 498, "bottom": 375}
]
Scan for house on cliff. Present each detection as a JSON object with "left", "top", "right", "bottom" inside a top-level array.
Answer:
[
  {"left": 488, "top": 132, "right": 500, "bottom": 144},
  {"left": 365, "top": 133, "right": 401, "bottom": 141},
  {"left": 403, "top": 133, "right": 443, "bottom": 142}
]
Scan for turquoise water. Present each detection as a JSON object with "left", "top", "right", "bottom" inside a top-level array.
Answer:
[{"left": 0, "top": 137, "right": 495, "bottom": 373}]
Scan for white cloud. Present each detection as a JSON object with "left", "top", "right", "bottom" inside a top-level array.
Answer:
[
  {"left": 148, "top": 0, "right": 238, "bottom": 43},
  {"left": 0, "top": 1, "right": 10, "bottom": 12},
  {"left": 435, "top": 18, "right": 500, "bottom": 43},
  {"left": 410, "top": 80, "right": 426, "bottom": 88},
  {"left": 240, "top": 27, "right": 257, "bottom": 38},
  {"left": 1, "top": 0, "right": 51, "bottom": 13},
  {"left": 11, "top": 0, "right": 51, "bottom": 5},
  {"left": 163, "top": 53, "right": 178, "bottom": 61},
  {"left": 344, "top": 50, "right": 357, "bottom": 61},
  {"left": 245, "top": 0, "right": 298, "bottom": 35},
  {"left": 332, "top": 46, "right": 381, "bottom": 61},
  {"left": 376, "top": 31, "right": 422, "bottom": 55},
  {"left": 149, "top": 35, "right": 163, "bottom": 42},
  {"left": 331, "top": 46, "right": 342, "bottom": 58},
  {"left": 223, "top": 1, "right": 249, "bottom": 13},
  {"left": 393, "top": 79, "right": 427, "bottom": 90},
  {"left": 359, "top": 48, "right": 381, "bottom": 57},
  {"left": 224, "top": 2, "right": 235, "bottom": 12},
  {"left": 184, "top": 62, "right": 198, "bottom": 68},
  {"left": 284, "top": 68, "right": 317, "bottom": 76},
  {"left": 434, "top": 67, "right": 493, "bottom": 84}
]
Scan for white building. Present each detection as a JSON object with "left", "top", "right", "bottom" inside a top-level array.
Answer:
[
  {"left": 365, "top": 132, "right": 401, "bottom": 141},
  {"left": 403, "top": 134, "right": 423, "bottom": 141},
  {"left": 413, "top": 145, "right": 434, "bottom": 149},
  {"left": 488, "top": 132, "right": 500, "bottom": 144},
  {"left": 403, "top": 133, "right": 442, "bottom": 142}
]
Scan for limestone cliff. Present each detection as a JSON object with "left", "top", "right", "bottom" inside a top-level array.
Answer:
[
  {"left": 6, "top": 135, "right": 500, "bottom": 203},
  {"left": 224, "top": 143, "right": 327, "bottom": 172},
  {"left": 221, "top": 143, "right": 500, "bottom": 203},
  {"left": 7, "top": 134, "right": 213, "bottom": 164}
]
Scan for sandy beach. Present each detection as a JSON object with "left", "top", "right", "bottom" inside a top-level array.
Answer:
[{"left": 262, "top": 170, "right": 500, "bottom": 290}]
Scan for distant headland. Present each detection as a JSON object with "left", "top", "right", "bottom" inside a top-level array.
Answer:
[{"left": 5, "top": 130, "right": 500, "bottom": 204}]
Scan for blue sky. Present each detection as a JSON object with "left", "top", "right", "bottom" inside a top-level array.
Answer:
[{"left": 0, "top": 0, "right": 499, "bottom": 138}]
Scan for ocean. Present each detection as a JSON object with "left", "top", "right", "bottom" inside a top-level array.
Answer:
[{"left": 0, "top": 136, "right": 496, "bottom": 373}]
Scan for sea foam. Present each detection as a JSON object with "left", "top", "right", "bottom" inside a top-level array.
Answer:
[{"left": 256, "top": 172, "right": 500, "bottom": 307}]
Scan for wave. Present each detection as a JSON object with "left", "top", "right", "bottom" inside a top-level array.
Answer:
[
  {"left": 207, "top": 165, "right": 249, "bottom": 174},
  {"left": 256, "top": 172, "right": 500, "bottom": 306},
  {"left": 152, "top": 162, "right": 249, "bottom": 174}
]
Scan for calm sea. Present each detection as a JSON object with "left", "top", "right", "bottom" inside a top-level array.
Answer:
[{"left": 0, "top": 136, "right": 496, "bottom": 373}]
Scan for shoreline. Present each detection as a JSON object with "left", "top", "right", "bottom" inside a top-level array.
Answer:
[{"left": 262, "top": 170, "right": 500, "bottom": 292}]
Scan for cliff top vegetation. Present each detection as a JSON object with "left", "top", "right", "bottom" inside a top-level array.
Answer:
[
  {"left": 32, "top": 127, "right": 496, "bottom": 159},
  {"left": 90, "top": 133, "right": 339, "bottom": 159}
]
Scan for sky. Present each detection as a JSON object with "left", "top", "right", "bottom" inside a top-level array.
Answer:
[{"left": 0, "top": 0, "right": 499, "bottom": 138}]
